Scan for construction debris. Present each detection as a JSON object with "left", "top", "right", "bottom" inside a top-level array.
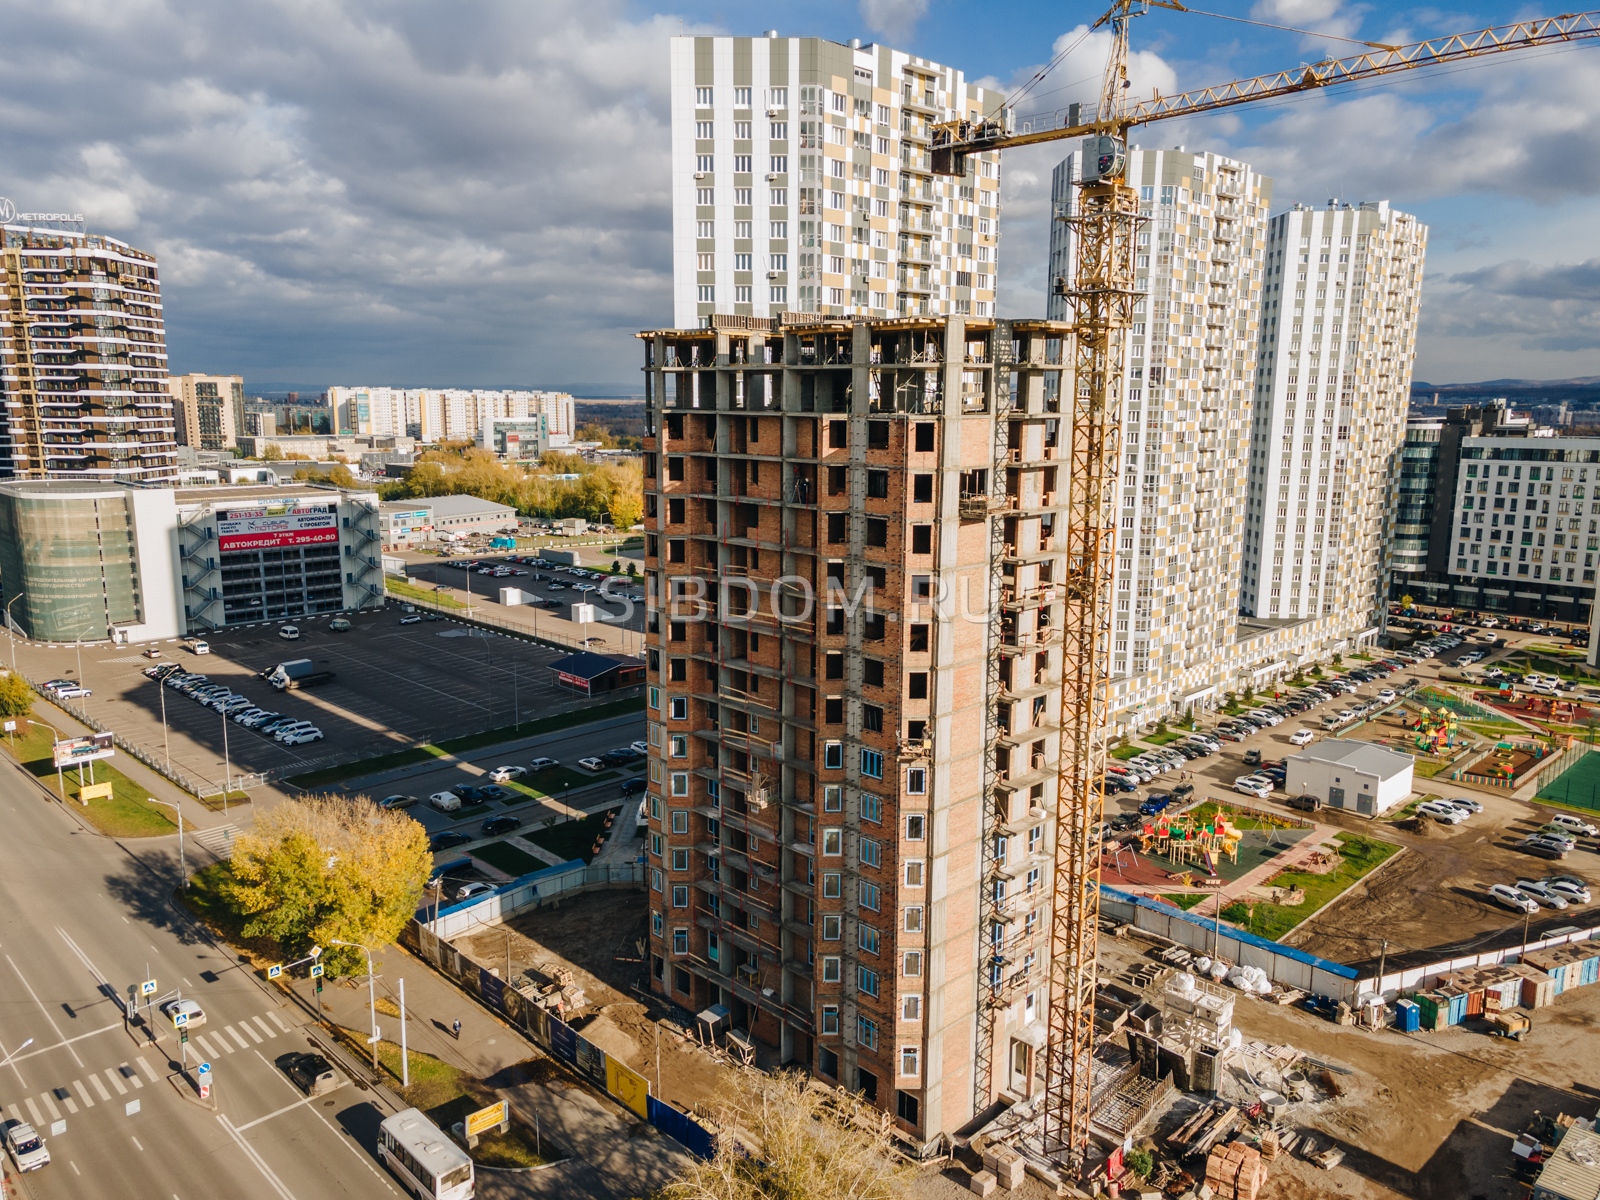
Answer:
[{"left": 1205, "top": 1141, "right": 1265, "bottom": 1200}]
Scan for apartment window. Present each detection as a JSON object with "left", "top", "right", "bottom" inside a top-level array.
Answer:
[
  {"left": 861, "top": 793, "right": 881, "bottom": 824},
  {"left": 823, "top": 872, "right": 842, "bottom": 898},
  {"left": 902, "top": 994, "right": 922, "bottom": 1021},
  {"left": 909, "top": 623, "right": 929, "bottom": 652},
  {"left": 824, "top": 785, "right": 844, "bottom": 811},
  {"left": 861, "top": 749, "right": 884, "bottom": 778},
  {"left": 827, "top": 512, "right": 847, "bottom": 543},
  {"left": 821, "top": 956, "right": 842, "bottom": 982},
  {"left": 734, "top": 285, "right": 752, "bottom": 303},
  {"left": 858, "top": 966, "right": 880, "bottom": 998},
  {"left": 867, "top": 470, "right": 889, "bottom": 498},
  {"left": 651, "top": 868, "right": 662, "bottom": 891},
  {"left": 904, "top": 860, "right": 924, "bottom": 888},
  {"left": 669, "top": 734, "right": 688, "bottom": 758},
  {"left": 906, "top": 766, "right": 926, "bottom": 793},
  {"left": 822, "top": 914, "right": 842, "bottom": 940},
  {"left": 697, "top": 285, "right": 714, "bottom": 302},
  {"left": 912, "top": 473, "right": 934, "bottom": 503},
  {"left": 669, "top": 696, "right": 688, "bottom": 720},
  {"left": 825, "top": 741, "right": 844, "bottom": 769},
  {"left": 671, "top": 772, "right": 689, "bottom": 796},
  {"left": 860, "top": 837, "right": 882, "bottom": 868},
  {"left": 770, "top": 155, "right": 788, "bottom": 174},
  {"left": 859, "top": 880, "right": 881, "bottom": 911},
  {"left": 911, "top": 524, "right": 932, "bottom": 553},
  {"left": 650, "top": 832, "right": 663, "bottom": 857},
  {"left": 859, "top": 924, "right": 880, "bottom": 955},
  {"left": 903, "top": 950, "right": 923, "bottom": 977},
  {"left": 649, "top": 685, "right": 660, "bottom": 710},
  {"left": 672, "top": 927, "right": 689, "bottom": 954},
  {"left": 670, "top": 848, "right": 689, "bottom": 872},
  {"left": 862, "top": 704, "right": 884, "bottom": 733},
  {"left": 671, "top": 885, "right": 688, "bottom": 908},
  {"left": 768, "top": 86, "right": 787, "bottom": 107},
  {"left": 821, "top": 1005, "right": 841, "bottom": 1034},
  {"left": 770, "top": 285, "right": 787, "bottom": 303},
  {"left": 905, "top": 813, "right": 925, "bottom": 840},
  {"left": 695, "top": 86, "right": 713, "bottom": 105},
  {"left": 822, "top": 828, "right": 843, "bottom": 855},
  {"left": 903, "top": 905, "right": 924, "bottom": 932},
  {"left": 695, "top": 120, "right": 714, "bottom": 138},
  {"left": 696, "top": 155, "right": 714, "bottom": 173},
  {"left": 670, "top": 809, "right": 689, "bottom": 835},
  {"left": 900, "top": 1046, "right": 920, "bottom": 1077},
  {"left": 735, "top": 220, "right": 751, "bottom": 238},
  {"left": 825, "top": 697, "right": 844, "bottom": 724},
  {"left": 770, "top": 221, "right": 788, "bottom": 238},
  {"left": 733, "top": 154, "right": 752, "bottom": 173}
]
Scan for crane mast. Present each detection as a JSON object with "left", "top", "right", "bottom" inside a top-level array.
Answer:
[{"left": 930, "top": 2, "right": 1600, "bottom": 1171}]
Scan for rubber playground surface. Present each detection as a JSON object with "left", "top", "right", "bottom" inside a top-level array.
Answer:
[{"left": 1099, "top": 825, "right": 1315, "bottom": 889}]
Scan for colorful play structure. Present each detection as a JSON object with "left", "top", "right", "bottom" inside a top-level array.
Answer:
[
  {"left": 1141, "top": 810, "right": 1243, "bottom": 877},
  {"left": 1407, "top": 704, "right": 1460, "bottom": 754}
]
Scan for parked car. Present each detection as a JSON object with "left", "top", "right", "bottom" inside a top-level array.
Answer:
[
  {"left": 1488, "top": 883, "right": 1541, "bottom": 914},
  {"left": 277, "top": 1051, "right": 340, "bottom": 1096},
  {"left": 1233, "top": 776, "right": 1272, "bottom": 799},
  {"left": 476, "top": 785, "right": 515, "bottom": 803},
  {"left": 2, "top": 1119, "right": 50, "bottom": 1172},
  {"left": 278, "top": 624, "right": 300, "bottom": 640},
  {"left": 527, "top": 756, "right": 560, "bottom": 771},
  {"left": 1375, "top": 688, "right": 1397, "bottom": 704},
  {"left": 1138, "top": 795, "right": 1173, "bottom": 816},
  {"left": 1547, "top": 812, "right": 1600, "bottom": 836},
  {"left": 630, "top": 739, "right": 650, "bottom": 756},
  {"left": 621, "top": 777, "right": 649, "bottom": 796},
  {"left": 487, "top": 765, "right": 526, "bottom": 782},
  {"left": 378, "top": 795, "right": 418, "bottom": 809},
  {"left": 1417, "top": 801, "right": 1468, "bottom": 824},
  {"left": 578, "top": 756, "right": 605, "bottom": 771},
  {"left": 1443, "top": 797, "right": 1484, "bottom": 814},
  {"left": 280, "top": 728, "right": 324, "bottom": 745},
  {"left": 1243, "top": 748, "right": 1262, "bottom": 767},
  {"left": 1286, "top": 794, "right": 1323, "bottom": 812},
  {"left": 1289, "top": 729, "right": 1316, "bottom": 746},
  {"left": 428, "top": 792, "right": 463, "bottom": 813},
  {"left": 1521, "top": 835, "right": 1571, "bottom": 860},
  {"left": 399, "top": 614, "right": 423, "bottom": 626},
  {"left": 455, "top": 881, "right": 493, "bottom": 901},
  {"left": 601, "top": 748, "right": 640, "bottom": 766},
  {"left": 1545, "top": 876, "right": 1592, "bottom": 904},
  {"left": 429, "top": 830, "right": 472, "bottom": 851},
  {"left": 1516, "top": 879, "right": 1570, "bottom": 909},
  {"left": 481, "top": 815, "right": 521, "bottom": 836}
]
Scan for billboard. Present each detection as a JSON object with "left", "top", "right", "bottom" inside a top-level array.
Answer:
[
  {"left": 217, "top": 504, "right": 339, "bottom": 553},
  {"left": 53, "top": 732, "right": 115, "bottom": 768}
]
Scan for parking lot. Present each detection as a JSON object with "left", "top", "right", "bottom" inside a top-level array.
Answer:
[
  {"left": 14, "top": 607, "right": 629, "bottom": 793},
  {"left": 1105, "top": 623, "right": 1600, "bottom": 973},
  {"left": 402, "top": 553, "right": 645, "bottom": 650}
]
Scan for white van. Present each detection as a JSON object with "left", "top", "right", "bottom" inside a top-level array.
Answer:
[
  {"left": 183, "top": 638, "right": 210, "bottom": 655},
  {"left": 428, "top": 791, "right": 462, "bottom": 813}
]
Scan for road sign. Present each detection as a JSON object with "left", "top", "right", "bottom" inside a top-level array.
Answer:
[
  {"left": 3, "top": 719, "right": 15, "bottom": 732},
  {"left": 140, "top": 979, "right": 157, "bottom": 996},
  {"left": 465, "top": 1100, "right": 509, "bottom": 1138},
  {"left": 197, "top": 1062, "right": 211, "bottom": 1100},
  {"left": 173, "top": 1010, "right": 188, "bottom": 1026},
  {"left": 267, "top": 964, "right": 283, "bottom": 980},
  {"left": 309, "top": 963, "right": 324, "bottom": 978}
]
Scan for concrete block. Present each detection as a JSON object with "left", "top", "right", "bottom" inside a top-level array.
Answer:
[
  {"left": 971, "top": 1170, "right": 998, "bottom": 1197},
  {"left": 995, "top": 1151, "right": 1026, "bottom": 1190}
]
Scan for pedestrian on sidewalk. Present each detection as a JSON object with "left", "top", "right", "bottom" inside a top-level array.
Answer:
[{"left": 452, "top": 1019, "right": 462, "bottom": 1040}]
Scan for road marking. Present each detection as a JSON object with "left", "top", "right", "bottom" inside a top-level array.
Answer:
[
  {"left": 5, "top": 955, "right": 82, "bottom": 1068},
  {"left": 239, "top": 1021, "right": 264, "bottom": 1044},
  {"left": 137, "top": 1058, "right": 158, "bottom": 1083},
  {"left": 0, "top": 1034, "right": 28, "bottom": 1090},
  {"left": 39, "top": 1091, "right": 60, "bottom": 1121},
  {"left": 131, "top": 1136, "right": 143, "bottom": 1151},
  {"left": 235, "top": 1082, "right": 347, "bottom": 1131},
  {"left": 103, "top": 1068, "right": 127, "bottom": 1095},
  {"left": 252, "top": 1016, "right": 276, "bottom": 1040},
  {"left": 227, "top": 1027, "right": 251, "bottom": 1050},
  {"left": 251, "top": 1049, "right": 399, "bottom": 1194},
  {"left": 24, "top": 1096, "right": 44, "bottom": 1126},
  {"left": 89, "top": 1073, "right": 112, "bottom": 1101},
  {"left": 74, "top": 1080, "right": 95, "bottom": 1107},
  {"left": 217, "top": 1114, "right": 300, "bottom": 1200},
  {"left": 195, "top": 1034, "right": 222, "bottom": 1059},
  {"left": 267, "top": 1011, "right": 291, "bottom": 1033},
  {"left": 54, "top": 927, "right": 112, "bottom": 991},
  {"left": 120, "top": 1064, "right": 143, "bottom": 1089},
  {"left": 11, "top": 1021, "right": 122, "bottom": 1064}
]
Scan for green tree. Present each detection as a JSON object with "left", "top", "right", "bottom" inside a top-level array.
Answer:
[
  {"left": 260, "top": 444, "right": 284, "bottom": 461},
  {"left": 626, "top": 562, "right": 638, "bottom": 576},
  {"left": 656, "top": 1072, "right": 907, "bottom": 1200},
  {"left": 608, "top": 487, "right": 642, "bottom": 532},
  {"left": 0, "top": 671, "right": 34, "bottom": 718},
  {"left": 221, "top": 795, "right": 431, "bottom": 976}
]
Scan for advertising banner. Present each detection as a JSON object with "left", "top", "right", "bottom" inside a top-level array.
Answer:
[
  {"left": 53, "top": 732, "right": 115, "bottom": 769},
  {"left": 549, "top": 1017, "right": 577, "bottom": 1066},
  {"left": 606, "top": 1058, "right": 651, "bottom": 1119},
  {"left": 217, "top": 504, "right": 338, "bottom": 553},
  {"left": 465, "top": 1101, "right": 508, "bottom": 1138},
  {"left": 574, "top": 1035, "right": 608, "bottom": 1088}
]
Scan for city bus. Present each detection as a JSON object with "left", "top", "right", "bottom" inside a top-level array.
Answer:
[{"left": 378, "top": 1108, "right": 474, "bottom": 1199}]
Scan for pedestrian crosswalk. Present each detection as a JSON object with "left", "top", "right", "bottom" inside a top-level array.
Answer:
[
  {"left": 192, "top": 823, "right": 240, "bottom": 859},
  {"left": 3, "top": 1008, "right": 293, "bottom": 1125}
]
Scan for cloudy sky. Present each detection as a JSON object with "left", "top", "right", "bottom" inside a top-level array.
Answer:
[{"left": 2, "top": 0, "right": 1598, "bottom": 392}]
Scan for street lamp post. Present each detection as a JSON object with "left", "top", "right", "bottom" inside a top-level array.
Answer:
[
  {"left": 0, "top": 1037, "right": 35, "bottom": 1075},
  {"left": 221, "top": 708, "right": 233, "bottom": 815},
  {"left": 159, "top": 675, "right": 170, "bottom": 768},
  {"left": 5, "top": 592, "right": 24, "bottom": 673},
  {"left": 331, "top": 939, "right": 380, "bottom": 1070},
  {"left": 146, "top": 796, "right": 188, "bottom": 890}
]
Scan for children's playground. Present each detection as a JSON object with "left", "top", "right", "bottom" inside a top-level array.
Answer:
[{"left": 1098, "top": 801, "right": 1316, "bottom": 891}]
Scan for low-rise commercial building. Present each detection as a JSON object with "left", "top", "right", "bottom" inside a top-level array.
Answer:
[
  {"left": 0, "top": 479, "right": 383, "bottom": 641},
  {"left": 479, "top": 416, "right": 548, "bottom": 460},
  {"left": 378, "top": 494, "right": 519, "bottom": 548},
  {"left": 1286, "top": 740, "right": 1414, "bottom": 816}
]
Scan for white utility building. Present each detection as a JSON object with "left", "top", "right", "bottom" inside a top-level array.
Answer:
[{"left": 1286, "top": 740, "right": 1414, "bottom": 816}]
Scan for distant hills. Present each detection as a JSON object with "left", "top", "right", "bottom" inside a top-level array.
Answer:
[{"left": 1412, "top": 377, "right": 1600, "bottom": 406}]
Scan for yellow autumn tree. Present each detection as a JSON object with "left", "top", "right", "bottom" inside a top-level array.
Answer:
[{"left": 220, "top": 795, "right": 431, "bottom": 976}]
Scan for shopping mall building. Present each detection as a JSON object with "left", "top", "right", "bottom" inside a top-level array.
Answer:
[{"left": 0, "top": 480, "right": 384, "bottom": 642}]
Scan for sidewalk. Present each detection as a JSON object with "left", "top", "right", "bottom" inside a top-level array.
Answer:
[{"left": 312, "top": 941, "right": 691, "bottom": 1200}]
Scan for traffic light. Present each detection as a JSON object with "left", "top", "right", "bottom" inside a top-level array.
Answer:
[{"left": 179, "top": 1029, "right": 189, "bottom": 1045}]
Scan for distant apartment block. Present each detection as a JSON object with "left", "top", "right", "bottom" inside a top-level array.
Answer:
[
  {"left": 328, "top": 386, "right": 574, "bottom": 444},
  {"left": 670, "top": 35, "right": 1003, "bottom": 328},
  {"left": 0, "top": 210, "right": 176, "bottom": 481},
  {"left": 1242, "top": 200, "right": 1426, "bottom": 623},
  {"left": 170, "top": 373, "right": 244, "bottom": 450}
]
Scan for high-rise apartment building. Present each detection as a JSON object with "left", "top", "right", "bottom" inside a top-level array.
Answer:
[
  {"left": 170, "top": 373, "right": 244, "bottom": 450},
  {"left": 0, "top": 210, "right": 176, "bottom": 481},
  {"left": 1047, "top": 147, "right": 1269, "bottom": 722},
  {"left": 329, "top": 387, "right": 575, "bottom": 445},
  {"left": 670, "top": 35, "right": 1003, "bottom": 328},
  {"left": 1241, "top": 200, "right": 1426, "bottom": 622},
  {"left": 637, "top": 313, "right": 1072, "bottom": 1143}
]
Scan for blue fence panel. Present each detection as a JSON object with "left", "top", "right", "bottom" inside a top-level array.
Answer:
[
  {"left": 479, "top": 969, "right": 506, "bottom": 1014},
  {"left": 574, "top": 1035, "right": 608, "bottom": 1089},
  {"left": 648, "top": 1095, "right": 715, "bottom": 1160},
  {"left": 549, "top": 1016, "right": 578, "bottom": 1066}
]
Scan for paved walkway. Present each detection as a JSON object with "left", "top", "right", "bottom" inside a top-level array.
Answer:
[{"left": 310, "top": 942, "right": 691, "bottom": 1200}]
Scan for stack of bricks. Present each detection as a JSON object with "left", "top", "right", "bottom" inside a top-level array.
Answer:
[
  {"left": 1205, "top": 1141, "right": 1265, "bottom": 1200},
  {"left": 980, "top": 1146, "right": 1026, "bottom": 1191}
]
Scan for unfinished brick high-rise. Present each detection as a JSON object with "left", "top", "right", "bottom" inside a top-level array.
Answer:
[{"left": 638, "top": 313, "right": 1072, "bottom": 1146}]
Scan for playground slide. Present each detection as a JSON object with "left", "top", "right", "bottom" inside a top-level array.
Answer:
[{"left": 1202, "top": 849, "right": 1219, "bottom": 876}]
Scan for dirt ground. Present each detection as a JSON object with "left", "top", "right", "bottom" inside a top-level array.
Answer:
[
  {"left": 1282, "top": 789, "right": 1600, "bottom": 972},
  {"left": 454, "top": 890, "right": 746, "bottom": 1115}
]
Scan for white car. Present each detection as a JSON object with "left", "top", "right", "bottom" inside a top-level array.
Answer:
[
  {"left": 1444, "top": 797, "right": 1484, "bottom": 814},
  {"left": 1375, "top": 688, "right": 1396, "bottom": 704},
  {"left": 280, "top": 728, "right": 324, "bottom": 745},
  {"left": 162, "top": 997, "right": 206, "bottom": 1028},
  {"left": 428, "top": 791, "right": 462, "bottom": 812},
  {"left": 488, "top": 765, "right": 525, "bottom": 782},
  {"left": 527, "top": 757, "right": 560, "bottom": 771},
  {"left": 1516, "top": 879, "right": 1570, "bottom": 909},
  {"left": 1417, "top": 800, "right": 1467, "bottom": 824},
  {"left": 272, "top": 721, "right": 316, "bottom": 741},
  {"left": 454, "top": 881, "right": 493, "bottom": 901},
  {"left": 630, "top": 740, "right": 649, "bottom": 755},
  {"left": 578, "top": 756, "right": 605, "bottom": 771},
  {"left": 1488, "top": 883, "right": 1540, "bottom": 914},
  {"left": 278, "top": 624, "right": 300, "bottom": 640},
  {"left": 3, "top": 1119, "right": 50, "bottom": 1172},
  {"left": 1546, "top": 876, "right": 1593, "bottom": 904},
  {"left": 1289, "top": 729, "right": 1315, "bottom": 746},
  {"left": 1548, "top": 812, "right": 1600, "bottom": 836},
  {"left": 1233, "top": 776, "right": 1272, "bottom": 798}
]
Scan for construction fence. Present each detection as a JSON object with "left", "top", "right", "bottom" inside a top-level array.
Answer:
[
  {"left": 402, "top": 911, "right": 715, "bottom": 1162},
  {"left": 1358, "top": 921, "right": 1600, "bottom": 998},
  {"left": 422, "top": 857, "right": 645, "bottom": 939}
]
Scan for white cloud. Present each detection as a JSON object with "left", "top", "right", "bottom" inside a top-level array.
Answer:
[{"left": 859, "top": 0, "right": 928, "bottom": 44}]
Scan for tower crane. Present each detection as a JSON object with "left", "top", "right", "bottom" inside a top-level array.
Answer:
[{"left": 931, "top": 4, "right": 1600, "bottom": 1167}]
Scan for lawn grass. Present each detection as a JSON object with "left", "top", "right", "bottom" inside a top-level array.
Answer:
[
  {"left": 508, "top": 764, "right": 623, "bottom": 799},
  {"left": 386, "top": 576, "right": 466, "bottom": 609},
  {"left": 1160, "top": 893, "right": 1210, "bottom": 910},
  {"left": 285, "top": 695, "right": 645, "bottom": 788},
  {"left": 521, "top": 809, "right": 615, "bottom": 864},
  {"left": 2, "top": 719, "right": 182, "bottom": 838},
  {"left": 1110, "top": 744, "right": 1142, "bottom": 761},
  {"left": 1142, "top": 729, "right": 1184, "bottom": 747},
  {"left": 195, "top": 788, "right": 252, "bottom": 813},
  {"left": 470, "top": 840, "right": 551, "bottom": 876},
  {"left": 1219, "top": 832, "right": 1402, "bottom": 941}
]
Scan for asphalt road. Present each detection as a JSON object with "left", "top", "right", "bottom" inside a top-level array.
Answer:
[{"left": 0, "top": 768, "right": 401, "bottom": 1200}]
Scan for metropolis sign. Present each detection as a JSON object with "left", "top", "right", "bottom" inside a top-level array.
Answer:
[{"left": 217, "top": 503, "right": 339, "bottom": 552}]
